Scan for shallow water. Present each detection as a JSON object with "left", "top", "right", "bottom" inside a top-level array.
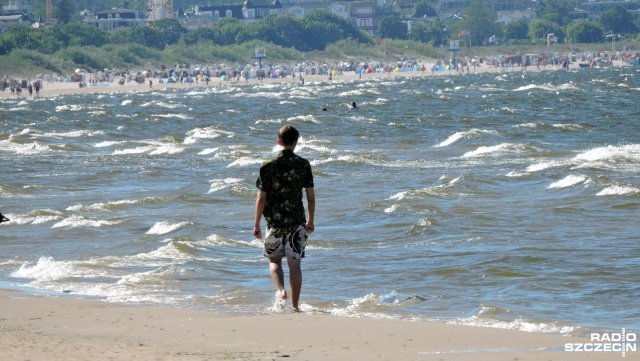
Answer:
[{"left": 1, "top": 67, "right": 639, "bottom": 336}]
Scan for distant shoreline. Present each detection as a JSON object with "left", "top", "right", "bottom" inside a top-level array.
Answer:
[{"left": 1, "top": 59, "right": 631, "bottom": 99}]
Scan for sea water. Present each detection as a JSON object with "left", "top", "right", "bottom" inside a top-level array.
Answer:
[{"left": 1, "top": 67, "right": 639, "bottom": 336}]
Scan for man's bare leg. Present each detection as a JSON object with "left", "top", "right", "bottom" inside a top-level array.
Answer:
[
  {"left": 287, "top": 258, "right": 302, "bottom": 311},
  {"left": 268, "top": 258, "right": 287, "bottom": 307}
]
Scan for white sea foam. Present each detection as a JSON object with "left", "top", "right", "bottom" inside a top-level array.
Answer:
[
  {"left": 94, "top": 141, "right": 126, "bottom": 147},
  {"left": 38, "top": 130, "right": 104, "bottom": 138},
  {"left": 596, "top": 185, "right": 640, "bottom": 196},
  {"left": 153, "top": 113, "right": 192, "bottom": 120},
  {"left": 123, "top": 243, "right": 194, "bottom": 264},
  {"left": 384, "top": 204, "right": 399, "bottom": 213},
  {"left": 389, "top": 191, "right": 409, "bottom": 201},
  {"left": 198, "top": 147, "right": 219, "bottom": 155},
  {"left": 66, "top": 199, "right": 140, "bottom": 212},
  {"left": 227, "top": 157, "right": 264, "bottom": 167},
  {"left": 55, "top": 104, "right": 85, "bottom": 112},
  {"left": 513, "top": 83, "right": 579, "bottom": 92},
  {"left": 576, "top": 144, "right": 640, "bottom": 162},
  {"left": 287, "top": 114, "right": 319, "bottom": 124},
  {"left": 112, "top": 145, "right": 156, "bottom": 155},
  {"left": 0, "top": 140, "right": 51, "bottom": 155},
  {"left": 462, "top": 143, "right": 528, "bottom": 158},
  {"left": 11, "top": 256, "right": 76, "bottom": 281},
  {"left": 552, "top": 123, "right": 584, "bottom": 130},
  {"left": 208, "top": 178, "right": 244, "bottom": 193},
  {"left": 436, "top": 129, "right": 499, "bottom": 147},
  {"left": 184, "top": 127, "right": 234, "bottom": 144},
  {"left": 149, "top": 144, "right": 185, "bottom": 155},
  {"left": 141, "top": 101, "right": 184, "bottom": 109},
  {"left": 447, "top": 316, "right": 574, "bottom": 335},
  {"left": 52, "top": 215, "right": 120, "bottom": 228},
  {"left": 548, "top": 175, "right": 588, "bottom": 189},
  {"left": 146, "top": 221, "right": 191, "bottom": 235},
  {"left": 526, "top": 161, "right": 562, "bottom": 172},
  {"left": 4, "top": 210, "right": 64, "bottom": 225},
  {"left": 515, "top": 122, "right": 540, "bottom": 128}
]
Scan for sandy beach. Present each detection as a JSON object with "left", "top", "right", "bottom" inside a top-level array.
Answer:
[
  {"left": 1, "top": 59, "right": 630, "bottom": 99},
  {"left": 1, "top": 289, "right": 628, "bottom": 361}
]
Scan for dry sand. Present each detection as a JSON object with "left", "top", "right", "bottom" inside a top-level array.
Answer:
[{"left": 0, "top": 289, "right": 626, "bottom": 361}]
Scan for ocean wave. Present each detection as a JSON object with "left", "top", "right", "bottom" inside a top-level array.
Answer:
[
  {"left": 112, "top": 143, "right": 185, "bottom": 155},
  {"left": 146, "top": 220, "right": 191, "bottom": 235},
  {"left": 596, "top": 185, "right": 640, "bottom": 196},
  {"left": 115, "top": 242, "right": 196, "bottom": 266},
  {"left": 66, "top": 199, "right": 143, "bottom": 212},
  {"left": 548, "top": 175, "right": 588, "bottom": 189},
  {"left": 94, "top": 140, "right": 127, "bottom": 147},
  {"left": 156, "top": 113, "right": 193, "bottom": 120},
  {"left": 52, "top": 215, "right": 120, "bottom": 228},
  {"left": 55, "top": 104, "right": 85, "bottom": 112},
  {"left": 286, "top": 114, "right": 320, "bottom": 124},
  {"left": 513, "top": 82, "right": 580, "bottom": 92},
  {"left": 576, "top": 144, "right": 640, "bottom": 163},
  {"left": 4, "top": 209, "right": 64, "bottom": 225},
  {"left": 552, "top": 123, "right": 584, "bottom": 131},
  {"left": 36, "top": 130, "right": 104, "bottom": 139},
  {"left": 0, "top": 140, "right": 51, "bottom": 155},
  {"left": 11, "top": 256, "right": 77, "bottom": 281},
  {"left": 436, "top": 129, "right": 500, "bottom": 147},
  {"left": 184, "top": 127, "right": 234, "bottom": 144},
  {"left": 462, "top": 143, "right": 532, "bottom": 158},
  {"left": 208, "top": 178, "right": 245, "bottom": 194},
  {"left": 112, "top": 145, "right": 156, "bottom": 155},
  {"left": 141, "top": 101, "right": 185, "bottom": 109},
  {"left": 149, "top": 144, "right": 186, "bottom": 155},
  {"left": 227, "top": 156, "right": 264, "bottom": 167},
  {"left": 447, "top": 316, "right": 575, "bottom": 335}
]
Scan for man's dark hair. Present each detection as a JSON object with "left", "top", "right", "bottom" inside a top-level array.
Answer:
[{"left": 278, "top": 125, "right": 299, "bottom": 146}]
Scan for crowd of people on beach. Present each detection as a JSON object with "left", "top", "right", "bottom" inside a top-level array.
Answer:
[
  {"left": 2, "top": 48, "right": 638, "bottom": 98},
  {"left": 0, "top": 78, "right": 41, "bottom": 96}
]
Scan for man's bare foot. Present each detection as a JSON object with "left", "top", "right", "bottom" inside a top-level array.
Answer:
[{"left": 273, "top": 290, "right": 287, "bottom": 312}]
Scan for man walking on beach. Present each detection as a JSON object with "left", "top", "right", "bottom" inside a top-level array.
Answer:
[{"left": 253, "top": 125, "right": 315, "bottom": 312}]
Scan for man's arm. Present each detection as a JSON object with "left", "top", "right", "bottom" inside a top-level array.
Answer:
[
  {"left": 305, "top": 187, "right": 315, "bottom": 235},
  {"left": 253, "top": 190, "right": 266, "bottom": 239}
]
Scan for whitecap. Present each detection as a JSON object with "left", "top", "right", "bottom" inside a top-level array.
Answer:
[
  {"left": 548, "top": 175, "right": 587, "bottom": 189},
  {"left": 208, "top": 178, "right": 244, "bottom": 193},
  {"left": 11, "top": 256, "right": 76, "bottom": 281},
  {"left": 52, "top": 215, "right": 120, "bottom": 228},
  {"left": 596, "top": 185, "right": 640, "bottom": 196},
  {"left": 436, "top": 129, "right": 499, "bottom": 147},
  {"left": 462, "top": 143, "right": 528, "bottom": 158},
  {"left": 146, "top": 221, "right": 191, "bottom": 235},
  {"left": 227, "top": 157, "right": 264, "bottom": 168}
]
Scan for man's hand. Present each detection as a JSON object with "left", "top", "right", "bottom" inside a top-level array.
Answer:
[
  {"left": 252, "top": 227, "right": 262, "bottom": 239},
  {"left": 305, "top": 222, "right": 314, "bottom": 235}
]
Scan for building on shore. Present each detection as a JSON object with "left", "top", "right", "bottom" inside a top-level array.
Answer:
[{"left": 82, "top": 9, "right": 146, "bottom": 33}]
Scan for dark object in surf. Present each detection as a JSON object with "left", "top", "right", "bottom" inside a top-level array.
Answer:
[{"left": 0, "top": 212, "right": 9, "bottom": 223}]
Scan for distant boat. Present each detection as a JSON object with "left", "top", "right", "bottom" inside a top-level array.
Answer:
[{"left": 628, "top": 58, "right": 640, "bottom": 66}]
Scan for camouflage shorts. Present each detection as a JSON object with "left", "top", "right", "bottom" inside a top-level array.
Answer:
[{"left": 263, "top": 224, "right": 307, "bottom": 260}]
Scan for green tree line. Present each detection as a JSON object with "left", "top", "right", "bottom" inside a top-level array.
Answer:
[
  {"left": 0, "top": 10, "right": 370, "bottom": 56},
  {"left": 382, "top": 0, "right": 640, "bottom": 46}
]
